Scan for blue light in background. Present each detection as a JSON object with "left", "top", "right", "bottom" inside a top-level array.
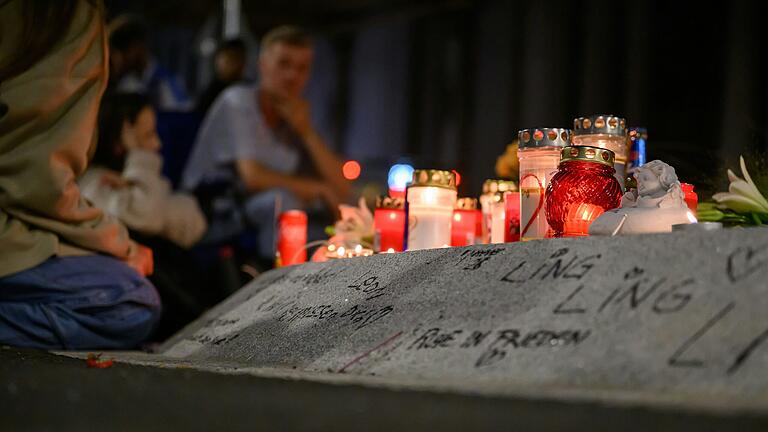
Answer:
[{"left": 388, "top": 164, "right": 414, "bottom": 191}]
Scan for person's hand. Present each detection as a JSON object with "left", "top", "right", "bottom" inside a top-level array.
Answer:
[
  {"left": 273, "top": 97, "right": 313, "bottom": 138},
  {"left": 99, "top": 171, "right": 128, "bottom": 188},
  {"left": 294, "top": 181, "right": 341, "bottom": 218},
  {"left": 121, "top": 120, "right": 141, "bottom": 151},
  {"left": 124, "top": 243, "right": 154, "bottom": 276}
]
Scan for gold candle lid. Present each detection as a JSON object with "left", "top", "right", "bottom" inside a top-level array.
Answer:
[
  {"left": 455, "top": 197, "right": 478, "bottom": 210},
  {"left": 559, "top": 145, "right": 615, "bottom": 167},
  {"left": 482, "top": 179, "right": 518, "bottom": 194},
  {"left": 376, "top": 195, "right": 405, "bottom": 209},
  {"left": 409, "top": 169, "right": 457, "bottom": 190}
]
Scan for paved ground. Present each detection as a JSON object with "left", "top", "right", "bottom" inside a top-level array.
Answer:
[{"left": 1, "top": 346, "right": 767, "bottom": 431}]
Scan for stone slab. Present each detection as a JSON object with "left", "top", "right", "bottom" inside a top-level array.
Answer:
[{"left": 160, "top": 227, "right": 768, "bottom": 406}]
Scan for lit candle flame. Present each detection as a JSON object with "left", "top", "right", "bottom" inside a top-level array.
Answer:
[{"left": 337, "top": 246, "right": 346, "bottom": 257}]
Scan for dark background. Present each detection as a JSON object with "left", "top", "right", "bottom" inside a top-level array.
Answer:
[{"left": 104, "top": 0, "right": 768, "bottom": 197}]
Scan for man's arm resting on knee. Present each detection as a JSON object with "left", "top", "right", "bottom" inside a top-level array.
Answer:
[{"left": 236, "top": 159, "right": 324, "bottom": 203}]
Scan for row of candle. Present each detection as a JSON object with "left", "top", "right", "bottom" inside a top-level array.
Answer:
[{"left": 374, "top": 114, "right": 700, "bottom": 252}]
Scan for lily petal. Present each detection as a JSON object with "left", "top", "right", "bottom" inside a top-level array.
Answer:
[
  {"left": 728, "top": 180, "right": 768, "bottom": 212},
  {"left": 713, "top": 192, "right": 767, "bottom": 213},
  {"left": 738, "top": 156, "right": 768, "bottom": 210},
  {"left": 727, "top": 169, "right": 741, "bottom": 184}
]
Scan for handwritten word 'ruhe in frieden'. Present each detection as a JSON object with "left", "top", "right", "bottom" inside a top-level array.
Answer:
[{"left": 407, "top": 327, "right": 591, "bottom": 368}]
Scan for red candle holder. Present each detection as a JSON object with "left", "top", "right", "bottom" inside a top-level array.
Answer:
[
  {"left": 451, "top": 198, "right": 478, "bottom": 247},
  {"left": 374, "top": 196, "right": 405, "bottom": 252},
  {"left": 474, "top": 209, "right": 483, "bottom": 244},
  {"left": 546, "top": 146, "right": 623, "bottom": 237},
  {"left": 680, "top": 183, "right": 698, "bottom": 216},
  {"left": 504, "top": 191, "right": 520, "bottom": 242}
]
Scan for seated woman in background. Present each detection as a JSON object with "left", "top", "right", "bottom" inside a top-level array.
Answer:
[
  {"left": 0, "top": 0, "right": 159, "bottom": 349},
  {"left": 79, "top": 92, "right": 209, "bottom": 339}
]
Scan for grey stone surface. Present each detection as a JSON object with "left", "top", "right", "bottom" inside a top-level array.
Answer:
[{"left": 158, "top": 227, "right": 768, "bottom": 408}]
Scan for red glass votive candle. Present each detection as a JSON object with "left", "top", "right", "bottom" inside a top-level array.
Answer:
[
  {"left": 451, "top": 198, "right": 478, "bottom": 247},
  {"left": 546, "top": 146, "right": 623, "bottom": 237},
  {"left": 374, "top": 196, "right": 405, "bottom": 252},
  {"left": 474, "top": 209, "right": 483, "bottom": 245},
  {"left": 504, "top": 191, "right": 520, "bottom": 242},
  {"left": 277, "top": 210, "right": 307, "bottom": 266},
  {"left": 680, "top": 183, "right": 698, "bottom": 216},
  {"left": 563, "top": 203, "right": 605, "bottom": 237}
]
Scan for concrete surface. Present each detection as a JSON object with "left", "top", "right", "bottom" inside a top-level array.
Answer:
[{"left": 3, "top": 346, "right": 767, "bottom": 431}]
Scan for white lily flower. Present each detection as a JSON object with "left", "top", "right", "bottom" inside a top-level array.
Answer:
[
  {"left": 712, "top": 156, "right": 768, "bottom": 213},
  {"left": 333, "top": 197, "right": 374, "bottom": 242}
]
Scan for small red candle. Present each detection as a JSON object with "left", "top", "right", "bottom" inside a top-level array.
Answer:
[
  {"left": 451, "top": 198, "right": 478, "bottom": 247},
  {"left": 546, "top": 146, "right": 623, "bottom": 237},
  {"left": 374, "top": 196, "right": 405, "bottom": 252},
  {"left": 277, "top": 210, "right": 307, "bottom": 266},
  {"left": 680, "top": 183, "right": 698, "bottom": 216},
  {"left": 474, "top": 209, "right": 483, "bottom": 244},
  {"left": 504, "top": 191, "right": 521, "bottom": 242}
]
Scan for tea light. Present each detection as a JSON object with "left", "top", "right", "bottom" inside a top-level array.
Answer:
[
  {"left": 407, "top": 169, "right": 457, "bottom": 250},
  {"left": 325, "top": 244, "right": 374, "bottom": 259}
]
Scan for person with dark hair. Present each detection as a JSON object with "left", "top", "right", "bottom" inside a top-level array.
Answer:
[
  {"left": 196, "top": 38, "right": 248, "bottom": 115},
  {"left": 182, "top": 26, "right": 350, "bottom": 260},
  {"left": 79, "top": 92, "right": 208, "bottom": 338},
  {"left": 0, "top": 0, "right": 160, "bottom": 349},
  {"left": 80, "top": 92, "right": 207, "bottom": 249},
  {"left": 108, "top": 14, "right": 191, "bottom": 111}
]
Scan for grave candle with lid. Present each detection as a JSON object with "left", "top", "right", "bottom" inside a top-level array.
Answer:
[
  {"left": 572, "top": 114, "right": 629, "bottom": 186},
  {"left": 451, "top": 198, "right": 478, "bottom": 247},
  {"left": 407, "top": 169, "right": 457, "bottom": 250},
  {"left": 374, "top": 196, "right": 405, "bottom": 252},
  {"left": 517, "top": 128, "right": 570, "bottom": 241},
  {"left": 480, "top": 179, "right": 517, "bottom": 244},
  {"left": 545, "top": 146, "right": 623, "bottom": 237}
]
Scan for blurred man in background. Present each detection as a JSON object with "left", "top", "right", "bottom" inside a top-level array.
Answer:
[
  {"left": 182, "top": 25, "right": 349, "bottom": 261},
  {"left": 196, "top": 38, "right": 248, "bottom": 116}
]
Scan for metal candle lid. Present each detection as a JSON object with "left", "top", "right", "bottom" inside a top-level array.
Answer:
[
  {"left": 455, "top": 197, "right": 478, "bottom": 210},
  {"left": 376, "top": 195, "right": 405, "bottom": 209},
  {"left": 573, "top": 114, "right": 627, "bottom": 137},
  {"left": 559, "top": 146, "right": 615, "bottom": 167},
  {"left": 518, "top": 128, "right": 571, "bottom": 149},
  {"left": 409, "top": 169, "right": 457, "bottom": 190},
  {"left": 482, "top": 179, "right": 518, "bottom": 194}
]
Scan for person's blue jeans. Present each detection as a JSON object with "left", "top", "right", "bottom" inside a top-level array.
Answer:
[{"left": 0, "top": 255, "right": 161, "bottom": 350}]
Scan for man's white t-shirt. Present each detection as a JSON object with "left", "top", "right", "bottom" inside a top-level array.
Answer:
[{"left": 182, "top": 84, "right": 301, "bottom": 191}]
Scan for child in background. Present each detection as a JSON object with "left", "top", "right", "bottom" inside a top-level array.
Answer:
[
  {"left": 80, "top": 92, "right": 206, "bottom": 248},
  {"left": 80, "top": 92, "right": 209, "bottom": 339}
]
